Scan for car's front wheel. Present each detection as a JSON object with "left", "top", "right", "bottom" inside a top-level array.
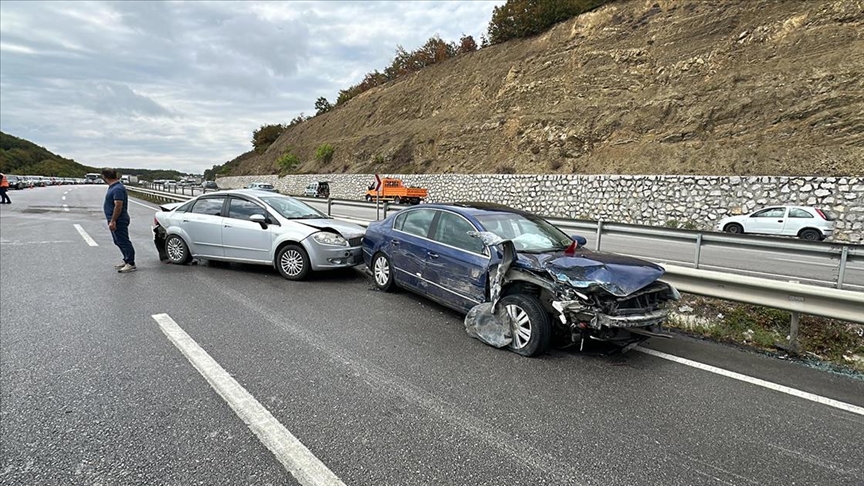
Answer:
[
  {"left": 372, "top": 252, "right": 395, "bottom": 292},
  {"left": 500, "top": 294, "right": 551, "bottom": 357},
  {"left": 165, "top": 235, "right": 192, "bottom": 265},
  {"left": 276, "top": 244, "right": 310, "bottom": 280},
  {"left": 724, "top": 223, "right": 744, "bottom": 234}
]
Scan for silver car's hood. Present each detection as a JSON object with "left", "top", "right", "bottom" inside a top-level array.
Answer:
[{"left": 295, "top": 218, "right": 366, "bottom": 239}]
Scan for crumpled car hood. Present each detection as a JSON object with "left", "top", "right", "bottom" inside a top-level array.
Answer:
[
  {"left": 514, "top": 250, "right": 664, "bottom": 297},
  {"left": 298, "top": 218, "right": 366, "bottom": 239}
]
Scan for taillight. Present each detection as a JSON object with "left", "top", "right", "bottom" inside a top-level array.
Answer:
[
  {"left": 153, "top": 217, "right": 159, "bottom": 226},
  {"left": 815, "top": 208, "right": 827, "bottom": 220}
]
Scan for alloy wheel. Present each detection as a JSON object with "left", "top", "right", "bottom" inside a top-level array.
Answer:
[
  {"left": 167, "top": 237, "right": 185, "bottom": 262},
  {"left": 280, "top": 249, "right": 304, "bottom": 277},
  {"left": 374, "top": 256, "right": 390, "bottom": 287},
  {"left": 506, "top": 304, "right": 532, "bottom": 348}
]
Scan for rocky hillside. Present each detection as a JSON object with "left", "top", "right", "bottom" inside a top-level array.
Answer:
[{"left": 228, "top": 0, "right": 864, "bottom": 177}]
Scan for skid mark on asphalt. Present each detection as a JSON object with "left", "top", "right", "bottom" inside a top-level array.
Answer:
[
  {"left": 151, "top": 313, "right": 346, "bottom": 486},
  {"left": 635, "top": 347, "right": 864, "bottom": 416},
  {"left": 194, "top": 273, "right": 590, "bottom": 484}
]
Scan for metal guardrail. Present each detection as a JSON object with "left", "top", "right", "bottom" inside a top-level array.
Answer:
[{"left": 129, "top": 186, "right": 862, "bottom": 350}]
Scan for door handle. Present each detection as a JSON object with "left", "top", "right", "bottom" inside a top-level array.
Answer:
[
  {"left": 427, "top": 251, "right": 439, "bottom": 259},
  {"left": 182, "top": 219, "right": 189, "bottom": 223},
  {"left": 777, "top": 220, "right": 784, "bottom": 223},
  {"left": 391, "top": 239, "right": 400, "bottom": 245},
  {"left": 224, "top": 224, "right": 232, "bottom": 228}
]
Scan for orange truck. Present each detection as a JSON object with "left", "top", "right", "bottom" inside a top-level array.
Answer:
[{"left": 365, "top": 178, "right": 428, "bottom": 205}]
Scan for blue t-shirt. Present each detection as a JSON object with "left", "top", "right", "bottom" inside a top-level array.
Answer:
[{"left": 104, "top": 182, "right": 130, "bottom": 222}]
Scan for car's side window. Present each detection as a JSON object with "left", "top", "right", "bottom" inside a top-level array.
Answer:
[
  {"left": 751, "top": 208, "right": 785, "bottom": 218},
  {"left": 789, "top": 208, "right": 813, "bottom": 218},
  {"left": 176, "top": 201, "right": 195, "bottom": 213},
  {"left": 393, "top": 212, "right": 407, "bottom": 231},
  {"left": 431, "top": 212, "right": 484, "bottom": 254},
  {"left": 399, "top": 209, "right": 436, "bottom": 238},
  {"left": 191, "top": 197, "right": 225, "bottom": 216},
  {"left": 228, "top": 198, "right": 265, "bottom": 220}
]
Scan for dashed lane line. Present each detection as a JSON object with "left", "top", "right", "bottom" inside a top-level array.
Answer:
[
  {"left": 151, "top": 313, "right": 346, "bottom": 486},
  {"left": 635, "top": 347, "right": 864, "bottom": 416},
  {"left": 73, "top": 224, "right": 98, "bottom": 246}
]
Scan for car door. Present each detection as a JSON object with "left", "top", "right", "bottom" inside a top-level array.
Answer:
[
  {"left": 745, "top": 207, "right": 787, "bottom": 235},
  {"left": 785, "top": 207, "right": 815, "bottom": 236},
  {"left": 389, "top": 209, "right": 437, "bottom": 292},
  {"left": 183, "top": 196, "right": 226, "bottom": 257},
  {"left": 222, "top": 196, "right": 273, "bottom": 262},
  {"left": 423, "top": 210, "right": 489, "bottom": 312}
]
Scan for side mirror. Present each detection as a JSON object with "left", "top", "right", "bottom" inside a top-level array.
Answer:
[
  {"left": 571, "top": 235, "right": 587, "bottom": 248},
  {"left": 250, "top": 214, "right": 268, "bottom": 229}
]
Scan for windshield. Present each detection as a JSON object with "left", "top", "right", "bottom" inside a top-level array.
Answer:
[
  {"left": 260, "top": 196, "right": 327, "bottom": 219},
  {"left": 475, "top": 212, "right": 573, "bottom": 252}
]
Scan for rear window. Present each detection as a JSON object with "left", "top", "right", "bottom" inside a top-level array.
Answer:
[{"left": 192, "top": 197, "right": 225, "bottom": 216}]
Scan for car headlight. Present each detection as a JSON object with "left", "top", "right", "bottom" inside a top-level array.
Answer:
[{"left": 312, "top": 232, "right": 348, "bottom": 246}]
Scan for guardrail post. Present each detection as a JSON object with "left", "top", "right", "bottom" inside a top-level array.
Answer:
[
  {"left": 327, "top": 198, "right": 333, "bottom": 216},
  {"left": 383, "top": 202, "right": 389, "bottom": 219},
  {"left": 694, "top": 233, "right": 703, "bottom": 269},
  {"left": 788, "top": 312, "right": 800, "bottom": 353},
  {"left": 837, "top": 246, "right": 849, "bottom": 290},
  {"left": 595, "top": 220, "right": 603, "bottom": 251}
]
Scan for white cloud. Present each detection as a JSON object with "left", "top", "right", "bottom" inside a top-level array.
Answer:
[{"left": 0, "top": 0, "right": 503, "bottom": 173}]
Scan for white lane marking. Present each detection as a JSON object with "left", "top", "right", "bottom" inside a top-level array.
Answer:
[
  {"left": 128, "top": 199, "right": 158, "bottom": 210},
  {"left": 63, "top": 204, "right": 69, "bottom": 212},
  {"left": 62, "top": 196, "right": 66, "bottom": 200},
  {"left": 73, "top": 224, "right": 98, "bottom": 246},
  {"left": 151, "top": 313, "right": 345, "bottom": 486},
  {"left": 635, "top": 347, "right": 864, "bottom": 416}
]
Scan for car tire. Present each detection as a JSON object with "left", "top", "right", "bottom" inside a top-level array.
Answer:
[
  {"left": 276, "top": 244, "right": 310, "bottom": 281},
  {"left": 393, "top": 196, "right": 402, "bottom": 204},
  {"left": 724, "top": 223, "right": 744, "bottom": 234},
  {"left": 165, "top": 235, "right": 192, "bottom": 265},
  {"left": 799, "top": 228, "right": 821, "bottom": 241},
  {"left": 372, "top": 252, "right": 396, "bottom": 292},
  {"left": 365, "top": 195, "right": 373, "bottom": 202},
  {"left": 500, "top": 294, "right": 551, "bottom": 357}
]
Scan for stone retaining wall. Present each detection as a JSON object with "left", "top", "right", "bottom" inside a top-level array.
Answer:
[{"left": 216, "top": 174, "right": 864, "bottom": 242}]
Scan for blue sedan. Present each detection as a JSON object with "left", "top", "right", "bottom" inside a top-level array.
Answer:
[{"left": 362, "top": 203, "right": 679, "bottom": 357}]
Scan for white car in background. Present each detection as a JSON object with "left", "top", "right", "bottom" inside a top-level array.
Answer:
[{"left": 717, "top": 206, "right": 836, "bottom": 241}]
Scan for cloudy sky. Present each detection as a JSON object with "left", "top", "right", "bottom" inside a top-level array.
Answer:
[{"left": 0, "top": 1, "right": 503, "bottom": 174}]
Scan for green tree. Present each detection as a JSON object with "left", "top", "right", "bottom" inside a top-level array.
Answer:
[
  {"left": 276, "top": 149, "right": 300, "bottom": 174},
  {"left": 315, "top": 143, "right": 334, "bottom": 164},
  {"left": 314, "top": 97, "right": 333, "bottom": 115},
  {"left": 252, "top": 124, "right": 286, "bottom": 153},
  {"left": 487, "top": 0, "right": 611, "bottom": 45}
]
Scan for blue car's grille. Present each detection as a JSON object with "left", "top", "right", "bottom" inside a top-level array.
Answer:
[{"left": 348, "top": 237, "right": 363, "bottom": 247}]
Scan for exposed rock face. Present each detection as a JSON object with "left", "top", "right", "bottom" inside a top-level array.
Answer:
[
  {"left": 226, "top": 0, "right": 864, "bottom": 177},
  {"left": 217, "top": 173, "right": 864, "bottom": 242}
]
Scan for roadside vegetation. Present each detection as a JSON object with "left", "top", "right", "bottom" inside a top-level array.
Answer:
[{"left": 668, "top": 295, "right": 864, "bottom": 374}]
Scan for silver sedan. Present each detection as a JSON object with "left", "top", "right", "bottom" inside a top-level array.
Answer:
[{"left": 153, "top": 189, "right": 365, "bottom": 280}]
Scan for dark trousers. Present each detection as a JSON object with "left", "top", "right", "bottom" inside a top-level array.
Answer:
[
  {"left": 0, "top": 188, "right": 9, "bottom": 203},
  {"left": 111, "top": 220, "right": 136, "bottom": 265}
]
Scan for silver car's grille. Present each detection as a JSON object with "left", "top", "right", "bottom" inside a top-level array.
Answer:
[{"left": 348, "top": 237, "right": 363, "bottom": 247}]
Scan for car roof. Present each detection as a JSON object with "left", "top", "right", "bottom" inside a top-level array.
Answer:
[{"left": 401, "top": 202, "right": 538, "bottom": 219}]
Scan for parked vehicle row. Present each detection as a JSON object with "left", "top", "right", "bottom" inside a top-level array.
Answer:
[
  {"left": 152, "top": 190, "right": 680, "bottom": 357},
  {"left": 4, "top": 175, "right": 92, "bottom": 188}
]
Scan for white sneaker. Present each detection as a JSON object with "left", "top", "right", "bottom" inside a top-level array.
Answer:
[
  {"left": 114, "top": 262, "right": 126, "bottom": 269},
  {"left": 118, "top": 264, "right": 137, "bottom": 273}
]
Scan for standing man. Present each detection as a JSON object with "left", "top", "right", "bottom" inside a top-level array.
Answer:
[
  {"left": 0, "top": 172, "right": 10, "bottom": 204},
  {"left": 102, "top": 168, "right": 136, "bottom": 273}
]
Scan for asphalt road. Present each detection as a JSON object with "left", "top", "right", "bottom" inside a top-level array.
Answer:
[
  {"left": 299, "top": 199, "right": 864, "bottom": 291},
  {"left": 2, "top": 185, "right": 863, "bottom": 485}
]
